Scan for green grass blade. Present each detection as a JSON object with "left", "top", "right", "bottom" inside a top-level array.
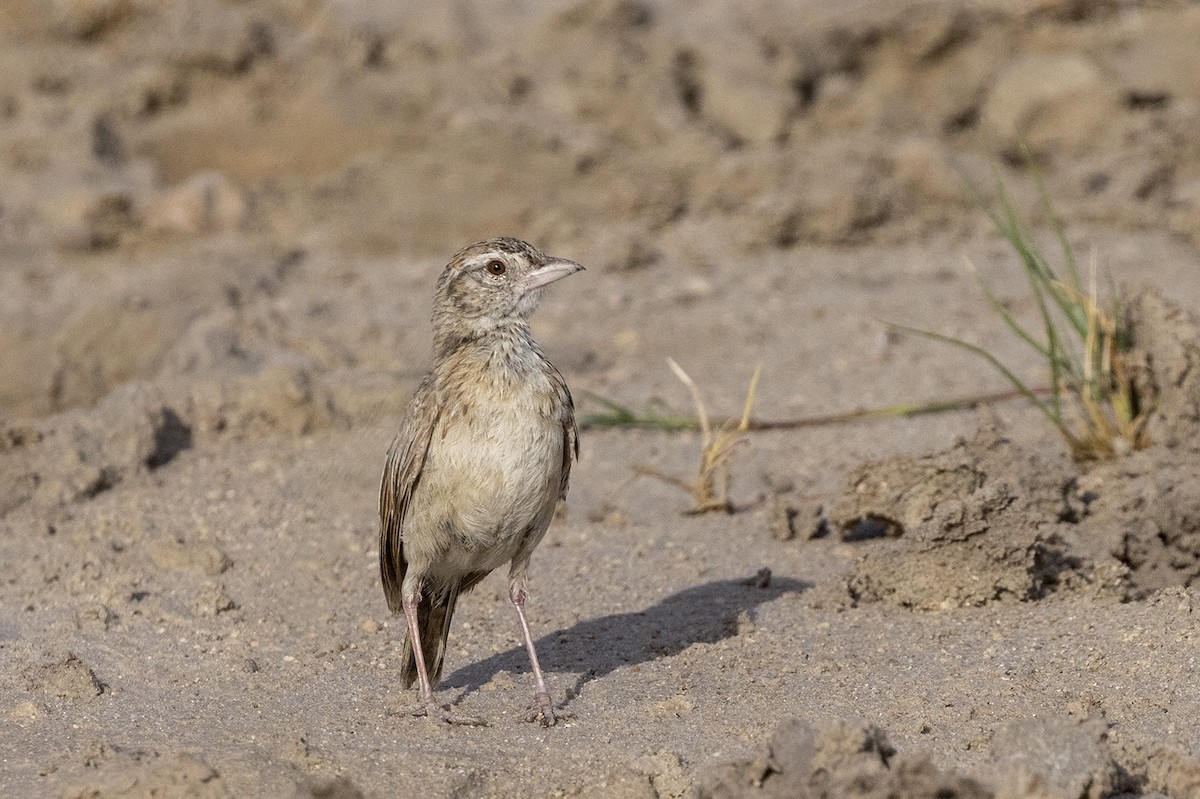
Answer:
[
  {"left": 965, "top": 166, "right": 1010, "bottom": 236},
  {"left": 584, "top": 392, "right": 637, "bottom": 415},
  {"left": 991, "top": 169, "right": 1043, "bottom": 267},
  {"left": 889, "top": 322, "right": 1074, "bottom": 440},
  {"left": 579, "top": 391, "right": 698, "bottom": 431},
  {"left": 967, "top": 259, "right": 1054, "bottom": 360},
  {"left": 1015, "top": 245, "right": 1069, "bottom": 419},
  {"left": 993, "top": 169, "right": 1088, "bottom": 339},
  {"left": 1103, "top": 261, "right": 1133, "bottom": 352},
  {"left": 988, "top": 175, "right": 1077, "bottom": 419},
  {"left": 993, "top": 175, "right": 1092, "bottom": 407},
  {"left": 1024, "top": 143, "right": 1083, "bottom": 293},
  {"left": 969, "top": 262, "right": 1077, "bottom": 415}
]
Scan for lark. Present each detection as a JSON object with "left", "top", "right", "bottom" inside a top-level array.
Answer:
[{"left": 379, "top": 237, "right": 583, "bottom": 726}]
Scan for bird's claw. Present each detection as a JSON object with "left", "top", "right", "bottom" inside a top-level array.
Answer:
[
  {"left": 525, "top": 706, "right": 557, "bottom": 727},
  {"left": 524, "top": 692, "right": 561, "bottom": 727}
]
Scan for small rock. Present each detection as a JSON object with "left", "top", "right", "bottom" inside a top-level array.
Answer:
[
  {"left": 768, "top": 496, "right": 797, "bottom": 541},
  {"left": 8, "top": 701, "right": 43, "bottom": 721},
  {"left": 193, "top": 582, "right": 238, "bottom": 616},
  {"left": 28, "top": 652, "right": 106, "bottom": 700},
  {"left": 148, "top": 537, "right": 231, "bottom": 576},
  {"left": 988, "top": 717, "right": 1115, "bottom": 799},
  {"left": 75, "top": 602, "right": 116, "bottom": 632},
  {"left": 481, "top": 671, "right": 515, "bottom": 692},
  {"left": 769, "top": 497, "right": 824, "bottom": 541},
  {"left": 633, "top": 752, "right": 690, "bottom": 799}
]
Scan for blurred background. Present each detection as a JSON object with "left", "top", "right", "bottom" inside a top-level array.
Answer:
[{"left": 1, "top": 0, "right": 1198, "bottom": 423}]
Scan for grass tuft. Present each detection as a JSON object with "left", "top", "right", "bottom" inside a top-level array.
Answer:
[{"left": 893, "top": 167, "right": 1149, "bottom": 461}]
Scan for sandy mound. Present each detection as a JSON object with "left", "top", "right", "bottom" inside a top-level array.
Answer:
[
  {"left": 799, "top": 288, "right": 1200, "bottom": 611},
  {"left": 823, "top": 418, "right": 1091, "bottom": 609},
  {"left": 699, "top": 717, "right": 1200, "bottom": 799}
]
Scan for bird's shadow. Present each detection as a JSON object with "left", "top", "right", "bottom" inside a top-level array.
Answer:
[{"left": 443, "top": 572, "right": 808, "bottom": 705}]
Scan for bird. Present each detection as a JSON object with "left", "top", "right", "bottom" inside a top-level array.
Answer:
[{"left": 379, "top": 237, "right": 583, "bottom": 726}]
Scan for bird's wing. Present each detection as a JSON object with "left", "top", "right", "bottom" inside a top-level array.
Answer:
[
  {"left": 559, "top": 381, "right": 579, "bottom": 501},
  {"left": 379, "top": 374, "right": 441, "bottom": 614}
]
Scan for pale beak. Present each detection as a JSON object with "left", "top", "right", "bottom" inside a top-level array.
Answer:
[{"left": 522, "top": 257, "right": 584, "bottom": 294}]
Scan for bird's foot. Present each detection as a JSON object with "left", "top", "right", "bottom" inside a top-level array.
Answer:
[
  {"left": 524, "top": 691, "right": 560, "bottom": 727},
  {"left": 524, "top": 705, "right": 556, "bottom": 727}
]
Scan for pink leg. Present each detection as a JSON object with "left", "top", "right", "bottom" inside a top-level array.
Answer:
[
  {"left": 401, "top": 594, "right": 435, "bottom": 706},
  {"left": 510, "top": 588, "right": 556, "bottom": 726}
]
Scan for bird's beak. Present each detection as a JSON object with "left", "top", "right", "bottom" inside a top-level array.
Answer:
[{"left": 522, "top": 258, "right": 584, "bottom": 294}]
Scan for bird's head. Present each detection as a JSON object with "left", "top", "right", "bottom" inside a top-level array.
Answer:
[{"left": 432, "top": 237, "right": 583, "bottom": 347}]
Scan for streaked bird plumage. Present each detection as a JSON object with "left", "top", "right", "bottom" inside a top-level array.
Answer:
[{"left": 379, "top": 237, "right": 582, "bottom": 725}]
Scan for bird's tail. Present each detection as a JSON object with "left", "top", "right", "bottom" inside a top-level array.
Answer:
[{"left": 400, "top": 585, "right": 459, "bottom": 689}]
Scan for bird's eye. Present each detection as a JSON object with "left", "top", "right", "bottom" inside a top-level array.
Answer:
[{"left": 485, "top": 260, "right": 506, "bottom": 276}]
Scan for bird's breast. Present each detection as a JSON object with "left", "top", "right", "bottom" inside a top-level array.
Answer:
[{"left": 413, "top": 370, "right": 565, "bottom": 559}]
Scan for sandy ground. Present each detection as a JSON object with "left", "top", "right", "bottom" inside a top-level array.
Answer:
[{"left": 3, "top": 1, "right": 1200, "bottom": 797}]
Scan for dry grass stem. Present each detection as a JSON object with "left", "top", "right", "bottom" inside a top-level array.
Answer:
[
  {"left": 635, "top": 359, "right": 762, "bottom": 514},
  {"left": 1054, "top": 255, "right": 1148, "bottom": 457}
]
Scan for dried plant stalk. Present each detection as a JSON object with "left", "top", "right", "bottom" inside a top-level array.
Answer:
[{"left": 637, "top": 359, "right": 762, "bottom": 514}]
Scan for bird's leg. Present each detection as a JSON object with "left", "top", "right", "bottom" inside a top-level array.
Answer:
[
  {"left": 395, "top": 592, "right": 485, "bottom": 727},
  {"left": 509, "top": 584, "right": 556, "bottom": 726},
  {"left": 401, "top": 593, "right": 435, "bottom": 708}
]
